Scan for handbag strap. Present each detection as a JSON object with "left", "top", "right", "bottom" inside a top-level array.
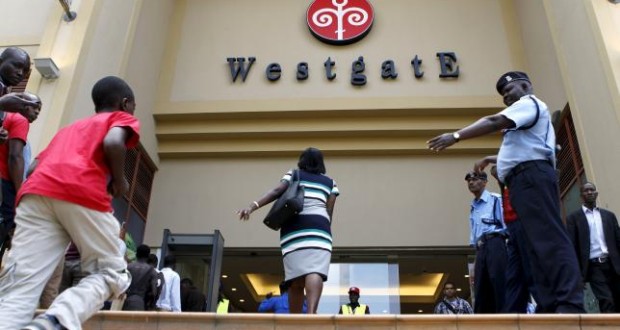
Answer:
[
  {"left": 517, "top": 96, "right": 540, "bottom": 131},
  {"left": 291, "top": 169, "right": 299, "bottom": 182},
  {"left": 442, "top": 299, "right": 459, "bottom": 314}
]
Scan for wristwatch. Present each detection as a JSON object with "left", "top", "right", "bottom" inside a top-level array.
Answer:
[{"left": 452, "top": 132, "right": 461, "bottom": 142}]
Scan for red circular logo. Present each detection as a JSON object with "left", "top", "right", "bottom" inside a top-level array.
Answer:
[{"left": 307, "top": 0, "right": 375, "bottom": 45}]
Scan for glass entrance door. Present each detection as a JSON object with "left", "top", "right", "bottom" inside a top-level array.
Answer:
[{"left": 160, "top": 229, "right": 224, "bottom": 311}]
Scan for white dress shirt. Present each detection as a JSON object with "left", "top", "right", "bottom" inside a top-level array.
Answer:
[
  {"left": 583, "top": 205, "right": 608, "bottom": 259},
  {"left": 156, "top": 267, "right": 181, "bottom": 312}
]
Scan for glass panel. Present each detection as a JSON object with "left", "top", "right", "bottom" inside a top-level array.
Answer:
[
  {"left": 398, "top": 254, "right": 470, "bottom": 314},
  {"left": 318, "top": 263, "right": 400, "bottom": 314},
  {"left": 215, "top": 250, "right": 470, "bottom": 314},
  {"left": 176, "top": 256, "right": 210, "bottom": 296}
]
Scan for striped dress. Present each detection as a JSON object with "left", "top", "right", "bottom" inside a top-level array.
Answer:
[{"left": 280, "top": 169, "right": 339, "bottom": 282}]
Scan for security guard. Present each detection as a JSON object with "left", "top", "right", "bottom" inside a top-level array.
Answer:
[
  {"left": 465, "top": 171, "right": 506, "bottom": 313},
  {"left": 428, "top": 71, "right": 584, "bottom": 313},
  {"left": 216, "top": 284, "right": 232, "bottom": 314},
  {"left": 338, "top": 287, "right": 370, "bottom": 315},
  {"left": 216, "top": 297, "right": 230, "bottom": 314}
]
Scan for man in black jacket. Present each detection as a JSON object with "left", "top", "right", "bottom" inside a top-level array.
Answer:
[
  {"left": 123, "top": 245, "right": 159, "bottom": 311},
  {"left": 181, "top": 278, "right": 206, "bottom": 312},
  {"left": 566, "top": 182, "right": 620, "bottom": 312}
]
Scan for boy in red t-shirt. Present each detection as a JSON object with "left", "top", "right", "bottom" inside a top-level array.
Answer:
[{"left": 0, "top": 76, "right": 141, "bottom": 330}]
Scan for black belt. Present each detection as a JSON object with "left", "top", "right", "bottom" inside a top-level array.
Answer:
[
  {"left": 590, "top": 256, "right": 608, "bottom": 264},
  {"left": 504, "top": 160, "right": 551, "bottom": 187},
  {"left": 476, "top": 232, "right": 505, "bottom": 249}
]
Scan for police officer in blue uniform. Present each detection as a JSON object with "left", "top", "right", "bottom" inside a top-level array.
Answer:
[
  {"left": 465, "top": 171, "right": 507, "bottom": 313},
  {"left": 428, "top": 71, "right": 584, "bottom": 313}
]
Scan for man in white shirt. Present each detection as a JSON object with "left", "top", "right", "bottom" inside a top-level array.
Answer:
[
  {"left": 156, "top": 255, "right": 181, "bottom": 312},
  {"left": 567, "top": 182, "right": 620, "bottom": 313}
]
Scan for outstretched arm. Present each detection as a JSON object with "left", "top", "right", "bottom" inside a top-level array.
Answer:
[
  {"left": 0, "top": 93, "right": 41, "bottom": 121},
  {"left": 427, "top": 114, "right": 514, "bottom": 151},
  {"left": 103, "top": 126, "right": 132, "bottom": 198},
  {"left": 238, "top": 181, "right": 289, "bottom": 220}
]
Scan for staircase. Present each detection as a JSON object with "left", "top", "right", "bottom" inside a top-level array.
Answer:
[{"left": 82, "top": 312, "right": 620, "bottom": 330}]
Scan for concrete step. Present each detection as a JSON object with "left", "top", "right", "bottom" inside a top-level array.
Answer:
[{"left": 81, "top": 312, "right": 620, "bottom": 330}]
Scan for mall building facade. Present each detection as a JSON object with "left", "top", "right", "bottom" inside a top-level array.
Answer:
[{"left": 2, "top": 0, "right": 620, "bottom": 314}]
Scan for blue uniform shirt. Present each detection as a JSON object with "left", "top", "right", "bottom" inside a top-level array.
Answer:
[
  {"left": 497, "top": 94, "right": 556, "bottom": 182},
  {"left": 258, "top": 292, "right": 307, "bottom": 314},
  {"left": 470, "top": 190, "right": 505, "bottom": 245}
]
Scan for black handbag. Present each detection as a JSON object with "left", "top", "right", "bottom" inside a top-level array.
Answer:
[{"left": 263, "top": 169, "right": 304, "bottom": 230}]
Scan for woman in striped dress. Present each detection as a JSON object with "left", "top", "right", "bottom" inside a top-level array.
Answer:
[{"left": 238, "top": 147, "right": 339, "bottom": 313}]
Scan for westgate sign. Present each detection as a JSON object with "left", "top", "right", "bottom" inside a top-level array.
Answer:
[
  {"left": 226, "top": 0, "right": 460, "bottom": 86},
  {"left": 226, "top": 53, "right": 460, "bottom": 86},
  {"left": 307, "top": 0, "right": 375, "bottom": 45}
]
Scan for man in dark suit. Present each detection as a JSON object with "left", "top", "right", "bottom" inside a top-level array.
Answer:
[{"left": 566, "top": 182, "right": 620, "bottom": 313}]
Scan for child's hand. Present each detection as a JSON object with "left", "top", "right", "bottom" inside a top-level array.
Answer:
[{"left": 0, "top": 92, "right": 40, "bottom": 117}]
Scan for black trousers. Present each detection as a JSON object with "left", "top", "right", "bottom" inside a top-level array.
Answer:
[
  {"left": 504, "top": 220, "right": 538, "bottom": 313},
  {"left": 474, "top": 235, "right": 507, "bottom": 313},
  {"left": 0, "top": 179, "right": 16, "bottom": 264},
  {"left": 508, "top": 161, "right": 584, "bottom": 313},
  {"left": 588, "top": 261, "right": 620, "bottom": 313}
]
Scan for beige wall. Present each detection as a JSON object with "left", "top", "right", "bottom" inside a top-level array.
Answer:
[
  {"left": 542, "top": 0, "right": 620, "bottom": 210},
  {"left": 0, "top": 0, "right": 54, "bottom": 153},
  {"left": 0, "top": 0, "right": 54, "bottom": 46},
  {"left": 143, "top": 0, "right": 536, "bottom": 247},
  {"left": 144, "top": 155, "right": 501, "bottom": 248},
  {"left": 162, "top": 0, "right": 517, "bottom": 104},
  {"left": 66, "top": 0, "right": 140, "bottom": 124},
  {"left": 156, "top": 0, "right": 523, "bottom": 113},
  {"left": 513, "top": 0, "right": 567, "bottom": 113},
  {"left": 63, "top": 0, "right": 163, "bottom": 162},
  {"left": 12, "top": 0, "right": 620, "bottom": 248},
  {"left": 152, "top": 0, "right": 525, "bottom": 158},
  {"left": 2, "top": 0, "right": 162, "bottom": 164},
  {"left": 123, "top": 0, "right": 175, "bottom": 163}
]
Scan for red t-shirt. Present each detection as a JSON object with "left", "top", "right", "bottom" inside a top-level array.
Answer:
[
  {"left": 0, "top": 113, "right": 30, "bottom": 180},
  {"left": 17, "top": 111, "right": 140, "bottom": 212}
]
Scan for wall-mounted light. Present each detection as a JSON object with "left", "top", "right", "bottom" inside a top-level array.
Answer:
[
  {"left": 58, "top": 0, "right": 77, "bottom": 22},
  {"left": 34, "top": 58, "right": 60, "bottom": 80}
]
